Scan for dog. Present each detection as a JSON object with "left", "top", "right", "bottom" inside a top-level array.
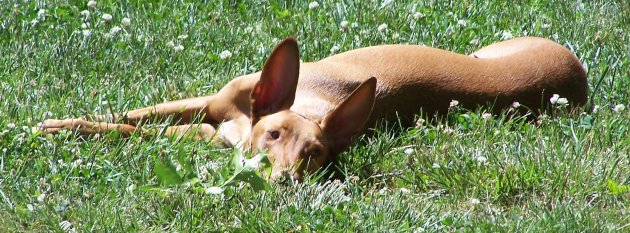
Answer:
[{"left": 40, "top": 37, "right": 588, "bottom": 181}]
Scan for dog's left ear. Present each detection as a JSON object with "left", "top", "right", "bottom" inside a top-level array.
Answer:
[
  {"left": 251, "top": 37, "right": 300, "bottom": 121},
  {"left": 321, "top": 77, "right": 376, "bottom": 155}
]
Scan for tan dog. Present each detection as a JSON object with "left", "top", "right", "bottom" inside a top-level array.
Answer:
[{"left": 41, "top": 37, "right": 588, "bottom": 181}]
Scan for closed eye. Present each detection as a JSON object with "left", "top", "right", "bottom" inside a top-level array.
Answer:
[{"left": 309, "top": 149, "right": 321, "bottom": 158}]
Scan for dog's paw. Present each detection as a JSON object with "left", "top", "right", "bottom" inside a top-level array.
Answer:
[{"left": 38, "top": 118, "right": 88, "bottom": 134}]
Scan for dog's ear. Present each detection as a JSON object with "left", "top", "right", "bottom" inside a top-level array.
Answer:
[
  {"left": 251, "top": 37, "right": 300, "bottom": 121},
  {"left": 321, "top": 77, "right": 376, "bottom": 155}
]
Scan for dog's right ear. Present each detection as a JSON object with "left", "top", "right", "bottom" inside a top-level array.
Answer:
[{"left": 250, "top": 37, "right": 300, "bottom": 122}]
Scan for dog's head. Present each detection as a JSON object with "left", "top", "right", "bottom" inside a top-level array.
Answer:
[{"left": 246, "top": 37, "right": 376, "bottom": 182}]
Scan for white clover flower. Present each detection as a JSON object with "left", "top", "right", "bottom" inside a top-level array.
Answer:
[
  {"left": 470, "top": 38, "right": 479, "bottom": 45},
  {"left": 71, "top": 159, "right": 83, "bottom": 168},
  {"left": 446, "top": 12, "right": 454, "bottom": 17},
  {"left": 449, "top": 99, "right": 459, "bottom": 108},
  {"left": 82, "top": 29, "right": 92, "bottom": 37},
  {"left": 37, "top": 9, "right": 46, "bottom": 19},
  {"left": 457, "top": 19, "right": 467, "bottom": 27},
  {"left": 219, "top": 50, "right": 232, "bottom": 59},
  {"left": 404, "top": 148, "right": 415, "bottom": 155},
  {"left": 442, "top": 127, "right": 454, "bottom": 134},
  {"left": 206, "top": 186, "right": 224, "bottom": 195},
  {"left": 121, "top": 17, "right": 131, "bottom": 27},
  {"left": 206, "top": 161, "right": 220, "bottom": 170},
  {"left": 501, "top": 31, "right": 513, "bottom": 40},
  {"left": 482, "top": 113, "right": 492, "bottom": 120},
  {"left": 541, "top": 23, "right": 551, "bottom": 29},
  {"left": 126, "top": 184, "right": 135, "bottom": 192},
  {"left": 58, "top": 220, "right": 74, "bottom": 233},
  {"left": 557, "top": 97, "right": 569, "bottom": 106},
  {"left": 549, "top": 94, "right": 560, "bottom": 104},
  {"left": 512, "top": 101, "right": 520, "bottom": 108},
  {"left": 415, "top": 118, "right": 425, "bottom": 127},
  {"left": 613, "top": 104, "right": 626, "bottom": 112},
  {"left": 87, "top": 0, "right": 97, "bottom": 9},
  {"left": 30, "top": 19, "right": 39, "bottom": 26},
  {"left": 80, "top": 10, "right": 90, "bottom": 18},
  {"left": 81, "top": 23, "right": 89, "bottom": 29},
  {"left": 576, "top": 1, "right": 585, "bottom": 12},
  {"left": 42, "top": 111, "right": 52, "bottom": 118},
  {"left": 392, "top": 33, "right": 400, "bottom": 39},
  {"left": 177, "top": 34, "right": 189, "bottom": 40},
  {"left": 413, "top": 12, "right": 425, "bottom": 19},
  {"left": 377, "top": 23, "right": 388, "bottom": 32},
  {"left": 476, "top": 156, "right": 487, "bottom": 163},
  {"left": 351, "top": 22, "right": 359, "bottom": 28},
  {"left": 432, "top": 163, "right": 441, "bottom": 169},
  {"left": 27, "top": 204, "right": 34, "bottom": 211},
  {"left": 380, "top": 0, "right": 394, "bottom": 9},
  {"left": 330, "top": 45, "right": 340, "bottom": 53},
  {"left": 469, "top": 198, "right": 481, "bottom": 204},
  {"left": 57, "top": 159, "right": 67, "bottom": 167},
  {"left": 135, "top": 34, "right": 145, "bottom": 42},
  {"left": 378, "top": 187, "right": 388, "bottom": 195},
  {"left": 340, "top": 20, "right": 349, "bottom": 29},
  {"left": 592, "top": 105, "right": 600, "bottom": 113},
  {"left": 37, "top": 193, "right": 46, "bottom": 202},
  {"left": 173, "top": 45, "right": 184, "bottom": 52},
  {"left": 109, "top": 26, "right": 121, "bottom": 35},
  {"left": 102, "top": 13, "right": 112, "bottom": 22},
  {"left": 166, "top": 40, "right": 175, "bottom": 48},
  {"left": 399, "top": 188, "right": 411, "bottom": 194},
  {"left": 308, "top": 1, "right": 319, "bottom": 10},
  {"left": 7, "top": 123, "right": 16, "bottom": 130}
]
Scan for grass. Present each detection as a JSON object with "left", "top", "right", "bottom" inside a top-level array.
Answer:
[{"left": 1, "top": 0, "right": 629, "bottom": 231}]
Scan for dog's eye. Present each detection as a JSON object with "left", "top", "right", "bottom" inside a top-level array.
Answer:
[
  {"left": 309, "top": 149, "right": 321, "bottom": 158},
  {"left": 268, "top": 130, "right": 280, "bottom": 140}
]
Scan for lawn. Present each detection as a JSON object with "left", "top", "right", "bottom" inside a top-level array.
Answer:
[{"left": 1, "top": 0, "right": 629, "bottom": 231}]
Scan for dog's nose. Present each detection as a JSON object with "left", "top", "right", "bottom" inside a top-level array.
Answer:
[{"left": 291, "top": 173, "right": 303, "bottom": 182}]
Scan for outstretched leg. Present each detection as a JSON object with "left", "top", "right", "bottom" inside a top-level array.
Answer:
[
  {"left": 92, "top": 96, "right": 215, "bottom": 126},
  {"left": 41, "top": 119, "right": 218, "bottom": 141},
  {"left": 39, "top": 94, "right": 215, "bottom": 136},
  {"left": 41, "top": 119, "right": 138, "bottom": 135},
  {"left": 39, "top": 74, "right": 260, "bottom": 144}
]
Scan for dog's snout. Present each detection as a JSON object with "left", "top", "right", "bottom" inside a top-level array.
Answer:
[{"left": 291, "top": 173, "right": 303, "bottom": 182}]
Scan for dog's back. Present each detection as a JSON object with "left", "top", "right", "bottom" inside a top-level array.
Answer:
[{"left": 293, "top": 37, "right": 588, "bottom": 125}]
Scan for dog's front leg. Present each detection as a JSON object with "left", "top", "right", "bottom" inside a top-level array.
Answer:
[
  {"left": 110, "top": 96, "right": 215, "bottom": 126},
  {"left": 40, "top": 119, "right": 139, "bottom": 136}
]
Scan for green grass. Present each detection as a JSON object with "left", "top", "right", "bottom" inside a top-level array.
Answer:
[{"left": 1, "top": 0, "right": 629, "bottom": 231}]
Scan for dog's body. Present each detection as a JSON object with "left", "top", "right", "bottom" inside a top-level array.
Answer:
[{"left": 42, "top": 37, "right": 588, "bottom": 180}]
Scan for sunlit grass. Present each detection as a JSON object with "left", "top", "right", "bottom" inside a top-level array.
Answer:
[{"left": 1, "top": 0, "right": 629, "bottom": 231}]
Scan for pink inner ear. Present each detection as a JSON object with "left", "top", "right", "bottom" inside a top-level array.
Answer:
[
  {"left": 251, "top": 37, "right": 300, "bottom": 118},
  {"left": 252, "top": 83, "right": 277, "bottom": 114}
]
